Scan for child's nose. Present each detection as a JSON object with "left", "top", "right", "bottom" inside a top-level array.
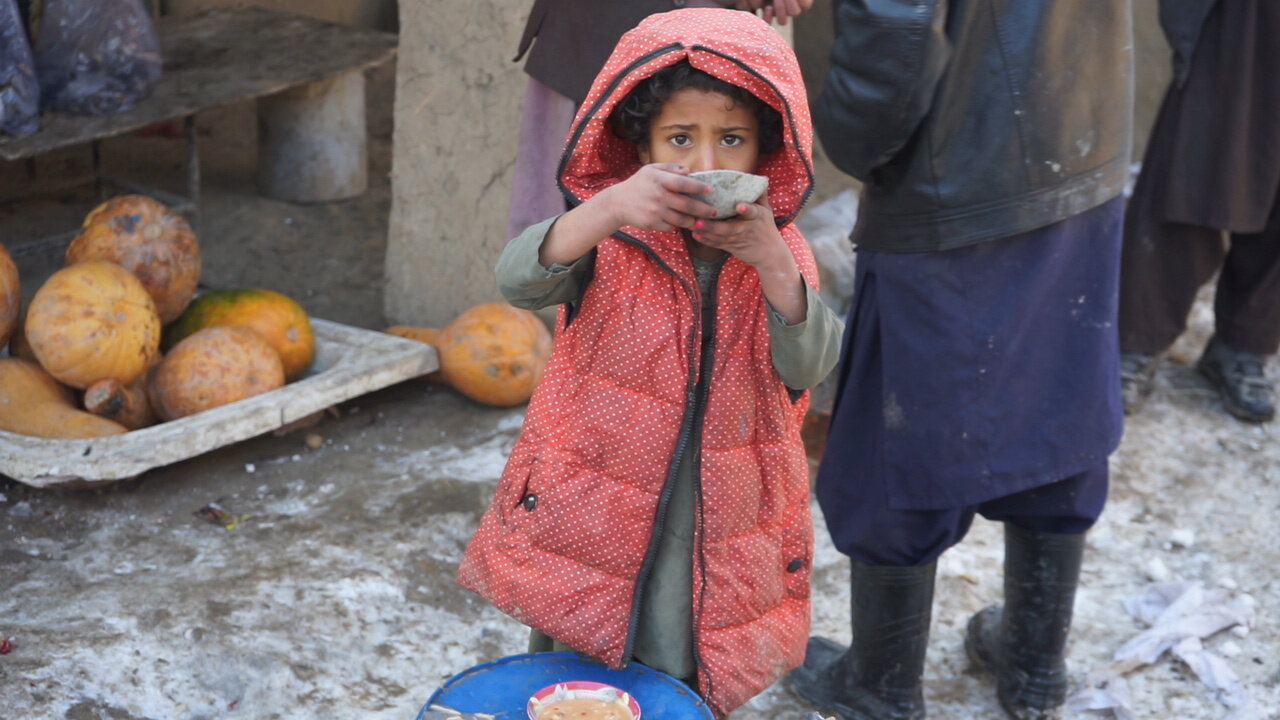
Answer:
[{"left": 690, "top": 145, "right": 717, "bottom": 172}]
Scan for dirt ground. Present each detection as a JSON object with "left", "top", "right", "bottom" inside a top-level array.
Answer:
[{"left": 2, "top": 63, "right": 1278, "bottom": 720}]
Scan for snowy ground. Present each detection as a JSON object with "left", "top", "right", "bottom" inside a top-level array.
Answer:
[{"left": 2, "top": 285, "right": 1278, "bottom": 720}]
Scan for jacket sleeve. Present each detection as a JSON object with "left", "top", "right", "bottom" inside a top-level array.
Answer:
[
  {"left": 495, "top": 215, "right": 594, "bottom": 310},
  {"left": 814, "top": 0, "right": 952, "bottom": 181},
  {"left": 767, "top": 279, "right": 844, "bottom": 391}
]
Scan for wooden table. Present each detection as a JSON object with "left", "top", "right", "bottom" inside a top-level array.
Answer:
[{"left": 0, "top": 7, "right": 397, "bottom": 257}]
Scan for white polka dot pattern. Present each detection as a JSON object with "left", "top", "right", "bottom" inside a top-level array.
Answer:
[{"left": 457, "top": 10, "right": 816, "bottom": 717}]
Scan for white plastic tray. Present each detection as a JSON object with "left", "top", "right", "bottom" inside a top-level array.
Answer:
[{"left": 0, "top": 317, "right": 437, "bottom": 489}]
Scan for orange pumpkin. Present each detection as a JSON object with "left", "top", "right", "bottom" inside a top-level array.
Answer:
[
  {"left": 165, "top": 288, "right": 314, "bottom": 379},
  {"left": 433, "top": 303, "right": 552, "bottom": 407},
  {"left": 25, "top": 261, "right": 161, "bottom": 389},
  {"left": 384, "top": 325, "right": 443, "bottom": 382},
  {"left": 84, "top": 371, "right": 158, "bottom": 430},
  {"left": 67, "top": 195, "right": 202, "bottom": 323},
  {"left": 0, "top": 243, "right": 19, "bottom": 348},
  {"left": 6, "top": 308, "right": 37, "bottom": 363},
  {"left": 0, "top": 357, "right": 128, "bottom": 438},
  {"left": 148, "top": 326, "right": 285, "bottom": 420}
]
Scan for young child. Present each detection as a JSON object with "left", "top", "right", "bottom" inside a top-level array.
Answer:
[{"left": 457, "top": 9, "right": 842, "bottom": 717}]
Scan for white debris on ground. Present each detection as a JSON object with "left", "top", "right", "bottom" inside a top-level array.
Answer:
[{"left": 1070, "top": 581, "right": 1258, "bottom": 719}]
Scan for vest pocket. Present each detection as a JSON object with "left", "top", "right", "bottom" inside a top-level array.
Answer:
[
  {"left": 780, "top": 512, "right": 813, "bottom": 599},
  {"left": 496, "top": 450, "right": 537, "bottom": 524}
]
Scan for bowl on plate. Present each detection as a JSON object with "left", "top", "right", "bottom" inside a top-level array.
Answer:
[
  {"left": 527, "top": 680, "right": 641, "bottom": 720},
  {"left": 687, "top": 169, "right": 769, "bottom": 219}
]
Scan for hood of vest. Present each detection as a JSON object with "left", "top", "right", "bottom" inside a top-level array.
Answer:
[{"left": 558, "top": 8, "right": 815, "bottom": 239}]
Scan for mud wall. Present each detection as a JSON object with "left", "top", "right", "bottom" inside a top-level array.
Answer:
[{"left": 383, "top": 1, "right": 529, "bottom": 327}]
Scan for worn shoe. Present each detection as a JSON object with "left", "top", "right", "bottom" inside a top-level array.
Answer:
[
  {"left": 1196, "top": 336, "right": 1275, "bottom": 423},
  {"left": 1119, "top": 353, "right": 1160, "bottom": 415}
]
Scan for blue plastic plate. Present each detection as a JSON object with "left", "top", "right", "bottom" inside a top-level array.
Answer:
[{"left": 418, "top": 652, "right": 714, "bottom": 719}]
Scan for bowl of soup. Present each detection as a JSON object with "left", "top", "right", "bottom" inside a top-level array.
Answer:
[{"left": 527, "top": 680, "right": 640, "bottom": 720}]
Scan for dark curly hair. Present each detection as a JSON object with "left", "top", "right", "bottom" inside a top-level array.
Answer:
[{"left": 608, "top": 60, "right": 784, "bottom": 158}]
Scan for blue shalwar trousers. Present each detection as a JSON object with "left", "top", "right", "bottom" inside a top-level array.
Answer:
[{"left": 817, "top": 198, "right": 1125, "bottom": 566}]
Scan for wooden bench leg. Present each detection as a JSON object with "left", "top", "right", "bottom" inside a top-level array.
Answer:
[{"left": 257, "top": 70, "right": 368, "bottom": 203}]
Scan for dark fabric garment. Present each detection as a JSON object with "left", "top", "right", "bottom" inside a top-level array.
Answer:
[
  {"left": 1119, "top": 195, "right": 1280, "bottom": 357},
  {"left": 516, "top": 0, "right": 690, "bottom": 105},
  {"left": 1158, "top": 0, "right": 1216, "bottom": 87},
  {"left": 507, "top": 78, "right": 577, "bottom": 243},
  {"left": 1118, "top": 0, "right": 1280, "bottom": 357},
  {"left": 1142, "top": 0, "right": 1280, "bottom": 233},
  {"left": 822, "top": 463, "right": 1108, "bottom": 567},
  {"left": 815, "top": 0, "right": 1132, "bottom": 253},
  {"left": 816, "top": 197, "right": 1124, "bottom": 522}
]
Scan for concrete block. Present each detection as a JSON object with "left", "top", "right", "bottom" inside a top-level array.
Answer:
[{"left": 258, "top": 70, "right": 368, "bottom": 203}]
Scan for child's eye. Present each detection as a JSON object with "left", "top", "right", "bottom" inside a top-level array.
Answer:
[
  {"left": 722, "top": 135, "right": 743, "bottom": 147},
  {"left": 670, "top": 134, "right": 692, "bottom": 148}
]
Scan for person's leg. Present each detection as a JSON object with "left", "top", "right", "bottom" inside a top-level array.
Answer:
[
  {"left": 1119, "top": 121, "right": 1227, "bottom": 356},
  {"left": 794, "top": 266, "right": 955, "bottom": 720},
  {"left": 1118, "top": 83, "right": 1228, "bottom": 413},
  {"left": 1196, "top": 197, "right": 1280, "bottom": 421},
  {"left": 1216, "top": 229, "right": 1280, "bottom": 356},
  {"left": 789, "top": 497, "right": 959, "bottom": 720},
  {"left": 528, "top": 627, "right": 577, "bottom": 653},
  {"left": 1118, "top": 218, "right": 1223, "bottom": 412},
  {"left": 965, "top": 465, "right": 1107, "bottom": 720}
]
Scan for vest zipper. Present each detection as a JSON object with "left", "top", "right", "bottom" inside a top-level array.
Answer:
[
  {"left": 686, "top": 261, "right": 723, "bottom": 699},
  {"left": 617, "top": 240, "right": 708, "bottom": 674}
]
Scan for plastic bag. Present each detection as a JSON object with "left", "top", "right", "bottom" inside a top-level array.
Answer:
[
  {"left": 33, "top": 0, "right": 161, "bottom": 116},
  {"left": 0, "top": 0, "right": 40, "bottom": 135},
  {"left": 795, "top": 188, "right": 860, "bottom": 314}
]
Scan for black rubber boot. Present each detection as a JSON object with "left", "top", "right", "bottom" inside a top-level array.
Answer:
[
  {"left": 787, "top": 560, "right": 936, "bottom": 720},
  {"left": 965, "top": 523, "right": 1086, "bottom": 720}
]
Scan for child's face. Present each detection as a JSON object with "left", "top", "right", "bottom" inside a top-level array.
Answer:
[{"left": 638, "top": 88, "right": 761, "bottom": 174}]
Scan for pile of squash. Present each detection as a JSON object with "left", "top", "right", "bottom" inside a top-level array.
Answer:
[
  {"left": 0, "top": 195, "right": 315, "bottom": 439},
  {"left": 386, "top": 303, "right": 552, "bottom": 407}
]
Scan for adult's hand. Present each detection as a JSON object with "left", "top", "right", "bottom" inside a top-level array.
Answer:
[{"left": 735, "top": 0, "right": 814, "bottom": 26}]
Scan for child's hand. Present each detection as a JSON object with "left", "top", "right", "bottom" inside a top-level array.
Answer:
[
  {"left": 537, "top": 164, "right": 717, "bottom": 267},
  {"left": 689, "top": 195, "right": 790, "bottom": 271},
  {"left": 599, "top": 163, "right": 719, "bottom": 232},
  {"left": 693, "top": 194, "right": 807, "bottom": 323}
]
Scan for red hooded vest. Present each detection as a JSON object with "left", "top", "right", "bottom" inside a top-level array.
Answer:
[{"left": 458, "top": 10, "right": 817, "bottom": 715}]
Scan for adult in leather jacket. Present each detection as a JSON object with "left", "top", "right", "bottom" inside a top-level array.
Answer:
[
  {"left": 815, "top": 0, "right": 1131, "bottom": 253},
  {"left": 789, "top": 2, "right": 1134, "bottom": 719}
]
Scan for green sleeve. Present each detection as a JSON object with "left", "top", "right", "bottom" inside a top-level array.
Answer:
[
  {"left": 495, "top": 215, "right": 594, "bottom": 310},
  {"left": 768, "top": 278, "right": 845, "bottom": 390}
]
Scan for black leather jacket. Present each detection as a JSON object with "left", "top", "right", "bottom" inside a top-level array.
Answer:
[{"left": 816, "top": 0, "right": 1133, "bottom": 253}]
